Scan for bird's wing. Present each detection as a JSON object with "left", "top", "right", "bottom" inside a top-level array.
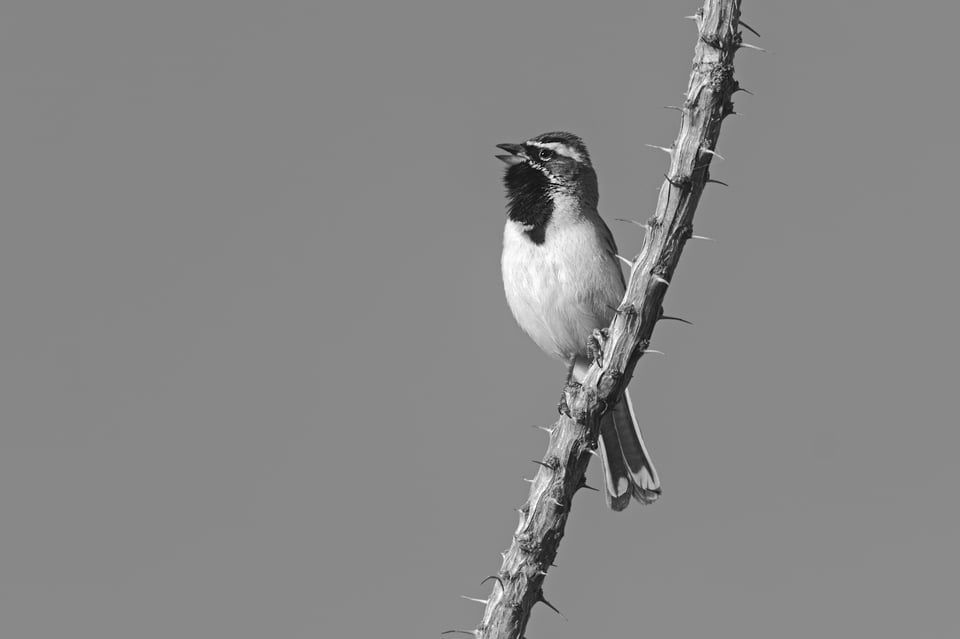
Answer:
[{"left": 591, "top": 213, "right": 626, "bottom": 290}]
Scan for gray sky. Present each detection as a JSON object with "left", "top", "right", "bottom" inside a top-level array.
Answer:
[{"left": 1, "top": 1, "right": 958, "bottom": 637}]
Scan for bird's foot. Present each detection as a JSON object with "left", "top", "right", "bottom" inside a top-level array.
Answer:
[
  {"left": 558, "top": 380, "right": 581, "bottom": 417},
  {"left": 587, "top": 328, "right": 609, "bottom": 368}
]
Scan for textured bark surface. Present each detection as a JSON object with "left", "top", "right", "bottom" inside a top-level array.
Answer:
[{"left": 464, "top": 3, "right": 749, "bottom": 638}]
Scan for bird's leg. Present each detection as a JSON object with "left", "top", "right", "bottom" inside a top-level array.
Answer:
[
  {"left": 585, "top": 330, "right": 614, "bottom": 420},
  {"left": 558, "top": 359, "right": 579, "bottom": 417}
]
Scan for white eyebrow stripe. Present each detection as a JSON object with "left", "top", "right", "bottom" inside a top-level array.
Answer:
[{"left": 524, "top": 140, "right": 584, "bottom": 163}]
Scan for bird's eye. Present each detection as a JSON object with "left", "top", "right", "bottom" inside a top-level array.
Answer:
[{"left": 538, "top": 148, "right": 554, "bottom": 161}]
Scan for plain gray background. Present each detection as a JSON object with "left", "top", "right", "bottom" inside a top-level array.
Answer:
[{"left": 1, "top": 1, "right": 958, "bottom": 637}]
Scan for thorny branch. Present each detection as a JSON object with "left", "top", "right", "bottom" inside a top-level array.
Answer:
[{"left": 459, "top": 2, "right": 752, "bottom": 638}]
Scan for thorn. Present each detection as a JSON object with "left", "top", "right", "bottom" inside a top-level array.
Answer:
[
  {"left": 460, "top": 595, "right": 489, "bottom": 605},
  {"left": 578, "top": 482, "right": 599, "bottom": 492},
  {"left": 532, "top": 423, "right": 554, "bottom": 434},
  {"left": 531, "top": 460, "right": 553, "bottom": 471},
  {"left": 616, "top": 254, "right": 634, "bottom": 268},
  {"left": 663, "top": 105, "right": 684, "bottom": 112},
  {"left": 739, "top": 20, "right": 761, "bottom": 38},
  {"left": 645, "top": 144, "right": 673, "bottom": 154},
  {"left": 664, "top": 173, "right": 684, "bottom": 187},
  {"left": 660, "top": 315, "right": 693, "bottom": 325},
  {"left": 705, "top": 178, "right": 730, "bottom": 187},
  {"left": 586, "top": 448, "right": 600, "bottom": 458},
  {"left": 536, "top": 570, "right": 548, "bottom": 576},
  {"left": 739, "top": 42, "right": 766, "bottom": 53},
  {"left": 684, "top": 14, "right": 698, "bottom": 21},
  {"left": 614, "top": 218, "right": 650, "bottom": 232},
  {"left": 441, "top": 631, "right": 477, "bottom": 637},
  {"left": 734, "top": 86, "right": 755, "bottom": 96},
  {"left": 523, "top": 477, "right": 535, "bottom": 483},
  {"left": 643, "top": 349, "right": 666, "bottom": 356},
  {"left": 500, "top": 551, "right": 508, "bottom": 560},
  {"left": 480, "top": 575, "right": 504, "bottom": 590},
  {"left": 652, "top": 274, "right": 670, "bottom": 286},
  {"left": 700, "top": 148, "right": 724, "bottom": 160},
  {"left": 691, "top": 234, "right": 715, "bottom": 241},
  {"left": 547, "top": 496, "right": 563, "bottom": 507},
  {"left": 538, "top": 593, "right": 568, "bottom": 621}
]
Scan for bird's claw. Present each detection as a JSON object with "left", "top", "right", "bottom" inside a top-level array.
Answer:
[
  {"left": 587, "top": 328, "right": 609, "bottom": 367},
  {"left": 558, "top": 380, "right": 581, "bottom": 417},
  {"left": 597, "top": 397, "right": 609, "bottom": 416}
]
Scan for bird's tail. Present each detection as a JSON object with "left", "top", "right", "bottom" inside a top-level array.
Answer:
[{"left": 597, "top": 389, "right": 661, "bottom": 510}]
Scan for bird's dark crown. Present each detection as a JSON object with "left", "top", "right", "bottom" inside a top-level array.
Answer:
[{"left": 497, "top": 131, "right": 598, "bottom": 244}]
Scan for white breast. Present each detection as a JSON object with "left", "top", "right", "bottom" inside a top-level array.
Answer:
[{"left": 501, "top": 213, "right": 624, "bottom": 363}]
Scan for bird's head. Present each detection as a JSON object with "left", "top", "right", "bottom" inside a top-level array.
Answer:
[{"left": 496, "top": 132, "right": 598, "bottom": 231}]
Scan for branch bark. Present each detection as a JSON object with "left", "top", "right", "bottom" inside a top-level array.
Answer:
[{"left": 469, "top": 2, "right": 748, "bottom": 638}]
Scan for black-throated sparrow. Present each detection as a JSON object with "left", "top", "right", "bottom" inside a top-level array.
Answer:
[{"left": 497, "top": 131, "right": 660, "bottom": 510}]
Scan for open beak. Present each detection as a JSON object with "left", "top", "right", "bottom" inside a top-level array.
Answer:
[{"left": 495, "top": 142, "right": 526, "bottom": 165}]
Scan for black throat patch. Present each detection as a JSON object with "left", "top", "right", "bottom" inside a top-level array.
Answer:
[{"left": 503, "top": 162, "right": 553, "bottom": 245}]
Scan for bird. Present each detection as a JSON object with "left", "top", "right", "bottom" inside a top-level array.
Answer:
[{"left": 496, "top": 131, "right": 660, "bottom": 510}]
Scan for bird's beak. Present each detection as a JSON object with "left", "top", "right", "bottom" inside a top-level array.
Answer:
[{"left": 495, "top": 142, "right": 525, "bottom": 165}]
